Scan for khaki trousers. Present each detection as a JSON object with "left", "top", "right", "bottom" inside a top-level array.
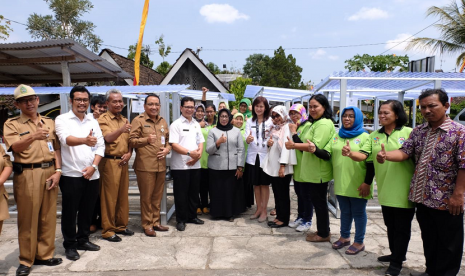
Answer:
[
  {"left": 135, "top": 170, "right": 165, "bottom": 229},
  {"left": 99, "top": 158, "right": 129, "bottom": 238},
  {"left": 0, "top": 220, "right": 3, "bottom": 235},
  {"left": 13, "top": 166, "right": 57, "bottom": 266}
]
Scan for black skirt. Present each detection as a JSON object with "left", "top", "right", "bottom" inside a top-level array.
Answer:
[{"left": 209, "top": 169, "right": 245, "bottom": 218}]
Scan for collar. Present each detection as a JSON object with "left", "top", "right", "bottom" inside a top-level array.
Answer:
[
  {"left": 378, "top": 125, "right": 402, "bottom": 134},
  {"left": 421, "top": 117, "right": 452, "bottom": 132},
  {"left": 70, "top": 110, "right": 91, "bottom": 122},
  {"left": 143, "top": 112, "right": 161, "bottom": 123},
  {"left": 180, "top": 115, "right": 193, "bottom": 123},
  {"left": 107, "top": 110, "right": 121, "bottom": 120},
  {"left": 18, "top": 113, "right": 44, "bottom": 124}
]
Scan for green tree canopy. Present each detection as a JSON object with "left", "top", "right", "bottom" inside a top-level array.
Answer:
[
  {"left": 243, "top": 53, "right": 270, "bottom": 85},
  {"left": 127, "top": 43, "right": 154, "bottom": 69},
  {"left": 229, "top": 77, "right": 253, "bottom": 109},
  {"left": 345, "top": 54, "right": 409, "bottom": 72},
  {"left": 0, "top": 15, "right": 12, "bottom": 40},
  {"left": 155, "top": 35, "right": 171, "bottom": 62},
  {"left": 406, "top": 0, "right": 465, "bottom": 66},
  {"left": 156, "top": 61, "right": 171, "bottom": 76},
  {"left": 206, "top": 62, "right": 220, "bottom": 74},
  {"left": 27, "top": 0, "right": 102, "bottom": 52},
  {"left": 260, "top": 47, "right": 306, "bottom": 89}
]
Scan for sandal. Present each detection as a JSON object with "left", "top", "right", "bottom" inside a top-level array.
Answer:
[
  {"left": 270, "top": 209, "right": 276, "bottom": 216},
  {"left": 332, "top": 240, "right": 351, "bottom": 250},
  {"left": 345, "top": 245, "right": 365, "bottom": 255}
]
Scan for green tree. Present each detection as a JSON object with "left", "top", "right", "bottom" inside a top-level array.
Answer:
[
  {"left": 127, "top": 43, "right": 154, "bottom": 68},
  {"left": 345, "top": 54, "right": 409, "bottom": 72},
  {"left": 229, "top": 77, "right": 253, "bottom": 109},
  {"left": 155, "top": 35, "right": 171, "bottom": 62},
  {"left": 0, "top": 15, "right": 12, "bottom": 40},
  {"left": 243, "top": 53, "right": 270, "bottom": 84},
  {"left": 26, "top": 0, "right": 102, "bottom": 52},
  {"left": 260, "top": 47, "right": 306, "bottom": 89},
  {"left": 156, "top": 61, "right": 171, "bottom": 76},
  {"left": 206, "top": 62, "right": 220, "bottom": 74},
  {"left": 406, "top": 0, "right": 465, "bottom": 66}
]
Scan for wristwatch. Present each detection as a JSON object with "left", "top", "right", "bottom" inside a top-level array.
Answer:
[
  {"left": 92, "top": 164, "right": 98, "bottom": 170},
  {"left": 187, "top": 151, "right": 191, "bottom": 156}
]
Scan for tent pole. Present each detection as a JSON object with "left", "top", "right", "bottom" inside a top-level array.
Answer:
[
  {"left": 340, "top": 80, "right": 347, "bottom": 128},
  {"left": 412, "top": 99, "right": 417, "bottom": 128},
  {"left": 374, "top": 97, "right": 379, "bottom": 130}
]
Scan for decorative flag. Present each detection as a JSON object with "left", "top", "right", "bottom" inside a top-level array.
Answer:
[{"left": 134, "top": 0, "right": 150, "bottom": 86}]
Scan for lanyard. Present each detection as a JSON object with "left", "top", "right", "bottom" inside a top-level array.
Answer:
[{"left": 256, "top": 120, "right": 265, "bottom": 147}]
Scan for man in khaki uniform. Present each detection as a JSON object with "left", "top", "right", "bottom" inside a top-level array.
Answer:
[
  {"left": 98, "top": 89, "right": 133, "bottom": 242},
  {"left": 0, "top": 146, "right": 13, "bottom": 235},
  {"left": 4, "top": 85, "right": 63, "bottom": 276},
  {"left": 129, "top": 94, "right": 170, "bottom": 237}
]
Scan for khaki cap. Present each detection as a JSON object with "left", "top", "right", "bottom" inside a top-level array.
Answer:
[{"left": 14, "top": 84, "right": 36, "bottom": 100}]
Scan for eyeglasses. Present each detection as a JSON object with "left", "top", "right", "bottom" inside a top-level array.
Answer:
[
  {"left": 271, "top": 114, "right": 281, "bottom": 119},
  {"left": 146, "top": 103, "right": 160, "bottom": 107},
  {"left": 219, "top": 115, "right": 229, "bottom": 119},
  {"left": 182, "top": 106, "right": 195, "bottom": 109},
  {"left": 342, "top": 115, "right": 355, "bottom": 119},
  {"left": 289, "top": 112, "right": 300, "bottom": 117},
  {"left": 16, "top": 96, "right": 37, "bottom": 104},
  {"left": 73, "top": 98, "right": 89, "bottom": 103}
]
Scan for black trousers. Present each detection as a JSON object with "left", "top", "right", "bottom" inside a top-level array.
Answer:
[
  {"left": 59, "top": 176, "right": 99, "bottom": 249},
  {"left": 270, "top": 174, "right": 292, "bottom": 225},
  {"left": 308, "top": 182, "right": 330, "bottom": 238},
  {"left": 381, "top": 205, "right": 415, "bottom": 268},
  {"left": 199, "top": 168, "right": 210, "bottom": 208},
  {"left": 172, "top": 169, "right": 201, "bottom": 223},
  {"left": 294, "top": 181, "right": 314, "bottom": 222},
  {"left": 416, "top": 203, "right": 464, "bottom": 276},
  {"left": 91, "top": 194, "right": 101, "bottom": 227}
]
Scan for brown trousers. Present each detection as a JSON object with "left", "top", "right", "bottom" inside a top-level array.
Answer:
[
  {"left": 0, "top": 220, "right": 3, "bottom": 235},
  {"left": 135, "top": 170, "right": 165, "bottom": 229},
  {"left": 99, "top": 158, "right": 129, "bottom": 238},
  {"left": 13, "top": 166, "right": 57, "bottom": 266}
]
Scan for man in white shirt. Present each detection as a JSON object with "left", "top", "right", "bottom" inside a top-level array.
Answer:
[
  {"left": 55, "top": 86, "right": 105, "bottom": 261},
  {"left": 169, "top": 96, "right": 205, "bottom": 231}
]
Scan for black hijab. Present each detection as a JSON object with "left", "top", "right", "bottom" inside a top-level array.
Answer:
[{"left": 216, "top": 108, "right": 233, "bottom": 131}]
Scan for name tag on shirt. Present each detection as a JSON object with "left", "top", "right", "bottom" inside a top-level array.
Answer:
[
  {"left": 183, "top": 129, "right": 189, "bottom": 132},
  {"left": 47, "top": 142, "right": 54, "bottom": 152},
  {"left": 161, "top": 136, "right": 165, "bottom": 145}
]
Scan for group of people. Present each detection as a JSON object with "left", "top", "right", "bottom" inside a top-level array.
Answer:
[{"left": 0, "top": 84, "right": 463, "bottom": 276}]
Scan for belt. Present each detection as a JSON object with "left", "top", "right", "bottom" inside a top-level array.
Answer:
[
  {"left": 104, "top": 154, "right": 122, "bottom": 160},
  {"left": 14, "top": 161, "right": 54, "bottom": 169}
]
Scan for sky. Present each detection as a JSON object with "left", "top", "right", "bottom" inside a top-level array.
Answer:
[{"left": 1, "top": 0, "right": 458, "bottom": 86}]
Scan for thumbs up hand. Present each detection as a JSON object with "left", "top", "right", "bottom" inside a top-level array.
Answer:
[
  {"left": 147, "top": 131, "right": 157, "bottom": 144},
  {"left": 84, "top": 129, "right": 97, "bottom": 147},
  {"left": 34, "top": 121, "right": 50, "bottom": 140},
  {"left": 377, "top": 143, "right": 387, "bottom": 164},
  {"left": 217, "top": 133, "right": 227, "bottom": 147},
  {"left": 307, "top": 139, "right": 316, "bottom": 153},
  {"left": 342, "top": 140, "right": 351, "bottom": 157},
  {"left": 285, "top": 136, "right": 294, "bottom": 150},
  {"left": 267, "top": 135, "right": 274, "bottom": 147},
  {"left": 246, "top": 130, "right": 254, "bottom": 144},
  {"left": 120, "top": 120, "right": 132, "bottom": 133}
]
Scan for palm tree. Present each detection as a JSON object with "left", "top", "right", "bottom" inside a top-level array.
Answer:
[{"left": 405, "top": 0, "right": 465, "bottom": 66}]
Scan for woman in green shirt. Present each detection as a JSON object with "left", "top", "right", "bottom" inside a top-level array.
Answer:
[
  {"left": 286, "top": 94, "right": 335, "bottom": 242},
  {"left": 346, "top": 100, "right": 414, "bottom": 276},
  {"left": 195, "top": 103, "right": 212, "bottom": 215}
]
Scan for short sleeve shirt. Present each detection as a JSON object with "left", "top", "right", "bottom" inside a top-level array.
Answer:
[
  {"left": 400, "top": 118, "right": 465, "bottom": 210},
  {"left": 293, "top": 121, "right": 312, "bottom": 182},
  {"left": 169, "top": 115, "right": 205, "bottom": 170},
  {"left": 98, "top": 111, "right": 129, "bottom": 156}
]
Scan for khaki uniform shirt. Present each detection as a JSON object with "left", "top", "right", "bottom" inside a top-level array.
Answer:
[
  {"left": 4, "top": 114, "right": 60, "bottom": 163},
  {"left": 98, "top": 111, "right": 129, "bottom": 156},
  {"left": 129, "top": 112, "right": 171, "bottom": 172},
  {"left": 0, "top": 146, "right": 12, "bottom": 221}
]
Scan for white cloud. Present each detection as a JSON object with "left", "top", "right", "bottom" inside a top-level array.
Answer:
[
  {"left": 199, "top": 4, "right": 249, "bottom": 24},
  {"left": 310, "top": 49, "right": 326, "bottom": 60},
  {"left": 348, "top": 7, "right": 389, "bottom": 21},
  {"left": 384, "top": 33, "right": 438, "bottom": 55},
  {"left": 328, "top": 55, "right": 339, "bottom": 61}
]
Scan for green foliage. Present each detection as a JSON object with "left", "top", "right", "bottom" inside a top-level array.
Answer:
[
  {"left": 127, "top": 43, "right": 154, "bottom": 68},
  {"left": 345, "top": 54, "right": 409, "bottom": 72},
  {"left": 27, "top": 0, "right": 102, "bottom": 52},
  {"left": 156, "top": 61, "right": 171, "bottom": 76},
  {"left": 243, "top": 54, "right": 270, "bottom": 84},
  {"left": 0, "top": 15, "right": 12, "bottom": 40},
  {"left": 260, "top": 47, "right": 306, "bottom": 89},
  {"left": 155, "top": 35, "right": 171, "bottom": 61},
  {"left": 450, "top": 101, "right": 465, "bottom": 119},
  {"left": 229, "top": 77, "right": 253, "bottom": 109},
  {"left": 206, "top": 62, "right": 220, "bottom": 74}
]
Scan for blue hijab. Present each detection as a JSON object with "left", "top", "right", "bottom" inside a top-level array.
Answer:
[{"left": 338, "top": 106, "right": 367, "bottom": 138}]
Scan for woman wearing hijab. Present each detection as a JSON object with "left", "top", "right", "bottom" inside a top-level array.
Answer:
[
  {"left": 239, "top": 99, "right": 252, "bottom": 120},
  {"left": 195, "top": 103, "right": 211, "bottom": 215},
  {"left": 207, "top": 109, "right": 245, "bottom": 221},
  {"left": 308, "top": 106, "right": 371, "bottom": 254},
  {"left": 233, "top": 112, "right": 248, "bottom": 213},
  {"left": 261, "top": 106, "right": 296, "bottom": 228}
]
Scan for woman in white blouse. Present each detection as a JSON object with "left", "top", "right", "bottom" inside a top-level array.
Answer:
[{"left": 244, "top": 96, "right": 273, "bottom": 223}]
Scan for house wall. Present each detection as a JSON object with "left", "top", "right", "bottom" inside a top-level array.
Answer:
[{"left": 167, "top": 59, "right": 218, "bottom": 92}]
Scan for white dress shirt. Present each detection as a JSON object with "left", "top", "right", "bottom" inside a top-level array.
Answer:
[
  {"left": 169, "top": 115, "right": 205, "bottom": 170},
  {"left": 245, "top": 117, "right": 273, "bottom": 165},
  {"left": 55, "top": 111, "right": 105, "bottom": 180}
]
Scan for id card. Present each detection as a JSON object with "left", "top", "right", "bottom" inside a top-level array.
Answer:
[
  {"left": 161, "top": 136, "right": 165, "bottom": 145},
  {"left": 196, "top": 132, "right": 200, "bottom": 144},
  {"left": 47, "top": 141, "right": 54, "bottom": 152}
]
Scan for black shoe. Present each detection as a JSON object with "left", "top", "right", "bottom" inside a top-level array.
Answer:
[
  {"left": 77, "top": 241, "right": 101, "bottom": 251},
  {"left": 385, "top": 263, "right": 402, "bottom": 276},
  {"left": 410, "top": 272, "right": 430, "bottom": 276},
  {"left": 377, "top": 255, "right": 407, "bottom": 262},
  {"left": 34, "top": 258, "right": 62, "bottom": 266},
  {"left": 176, "top": 222, "right": 186, "bottom": 231},
  {"left": 187, "top": 218, "right": 204, "bottom": 224},
  {"left": 270, "top": 223, "right": 288, "bottom": 228},
  {"left": 267, "top": 221, "right": 276, "bottom": 226},
  {"left": 115, "top": 229, "right": 134, "bottom": 236},
  {"left": 103, "top": 234, "right": 122, "bottom": 242},
  {"left": 16, "top": 264, "right": 31, "bottom": 276},
  {"left": 65, "top": 248, "right": 80, "bottom": 261}
]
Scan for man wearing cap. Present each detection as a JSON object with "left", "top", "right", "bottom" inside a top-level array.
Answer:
[
  {"left": 129, "top": 94, "right": 170, "bottom": 237},
  {"left": 4, "top": 85, "right": 63, "bottom": 276},
  {"left": 98, "top": 89, "right": 133, "bottom": 242}
]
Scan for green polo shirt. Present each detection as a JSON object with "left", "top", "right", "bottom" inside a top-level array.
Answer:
[
  {"left": 324, "top": 132, "right": 373, "bottom": 199},
  {"left": 293, "top": 121, "right": 312, "bottom": 182},
  {"left": 200, "top": 125, "right": 213, "bottom": 169},
  {"left": 299, "top": 118, "right": 335, "bottom": 183},
  {"left": 360, "top": 126, "right": 414, "bottom": 208}
]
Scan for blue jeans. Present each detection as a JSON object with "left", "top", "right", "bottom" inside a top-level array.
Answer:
[{"left": 336, "top": 195, "right": 367, "bottom": 244}]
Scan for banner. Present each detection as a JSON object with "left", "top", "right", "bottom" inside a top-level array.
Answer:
[{"left": 134, "top": 0, "right": 150, "bottom": 86}]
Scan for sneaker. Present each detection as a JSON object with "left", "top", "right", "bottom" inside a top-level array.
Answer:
[
  {"left": 296, "top": 221, "right": 312, "bottom": 232},
  {"left": 288, "top": 218, "right": 303, "bottom": 228}
]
